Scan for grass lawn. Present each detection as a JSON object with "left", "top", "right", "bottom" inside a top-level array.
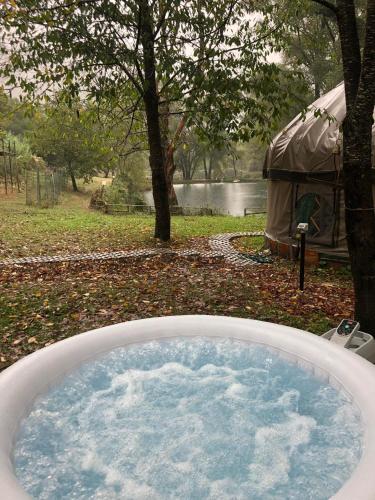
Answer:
[
  {"left": 0, "top": 187, "right": 354, "bottom": 370},
  {"left": 0, "top": 190, "right": 265, "bottom": 258}
]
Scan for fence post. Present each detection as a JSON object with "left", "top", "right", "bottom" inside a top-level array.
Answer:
[
  {"left": 8, "top": 140, "right": 14, "bottom": 192},
  {"left": 36, "top": 167, "right": 41, "bottom": 205},
  {"left": 13, "top": 141, "right": 21, "bottom": 193},
  {"left": 44, "top": 171, "right": 49, "bottom": 205},
  {"left": 2, "top": 139, "right": 8, "bottom": 195},
  {"left": 51, "top": 172, "right": 56, "bottom": 205},
  {"left": 25, "top": 169, "right": 30, "bottom": 205},
  {"left": 299, "top": 232, "right": 306, "bottom": 291}
]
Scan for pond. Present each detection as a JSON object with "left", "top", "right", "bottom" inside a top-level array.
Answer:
[{"left": 144, "top": 181, "right": 267, "bottom": 216}]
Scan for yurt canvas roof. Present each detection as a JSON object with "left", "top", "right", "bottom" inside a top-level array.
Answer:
[{"left": 264, "top": 82, "right": 375, "bottom": 176}]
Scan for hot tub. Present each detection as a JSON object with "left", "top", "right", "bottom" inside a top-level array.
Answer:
[{"left": 1, "top": 315, "right": 375, "bottom": 499}]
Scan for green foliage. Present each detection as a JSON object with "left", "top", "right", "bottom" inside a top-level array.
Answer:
[
  {"left": 4, "top": 132, "right": 34, "bottom": 170},
  {"left": 0, "top": 89, "right": 34, "bottom": 137},
  {"left": 104, "top": 153, "right": 148, "bottom": 205},
  {"left": 267, "top": 0, "right": 369, "bottom": 126},
  {"left": 29, "top": 98, "right": 116, "bottom": 184},
  {"left": 282, "top": 0, "right": 343, "bottom": 98},
  {"left": 174, "top": 126, "right": 266, "bottom": 181},
  {"left": 175, "top": 129, "right": 205, "bottom": 180},
  {"left": 0, "top": 1, "right": 299, "bottom": 148},
  {"left": 236, "top": 140, "right": 267, "bottom": 176}
]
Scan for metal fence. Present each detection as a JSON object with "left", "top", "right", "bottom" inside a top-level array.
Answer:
[
  {"left": 244, "top": 207, "right": 267, "bottom": 216},
  {"left": 0, "top": 139, "right": 21, "bottom": 194},
  {"left": 25, "top": 169, "right": 67, "bottom": 207},
  {"left": 91, "top": 201, "right": 221, "bottom": 216}
]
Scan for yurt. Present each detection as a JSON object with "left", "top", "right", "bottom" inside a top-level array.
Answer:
[{"left": 263, "top": 82, "right": 375, "bottom": 264}]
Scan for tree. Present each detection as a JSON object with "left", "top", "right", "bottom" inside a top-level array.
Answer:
[
  {"left": 174, "top": 129, "right": 203, "bottom": 181},
  {"left": 0, "top": 89, "right": 34, "bottom": 137},
  {"left": 283, "top": 3, "right": 342, "bottom": 99},
  {"left": 5, "top": 132, "right": 33, "bottom": 170},
  {"left": 103, "top": 152, "right": 148, "bottom": 206},
  {"left": 30, "top": 100, "right": 114, "bottom": 191},
  {"left": 199, "top": 143, "right": 235, "bottom": 181},
  {"left": 309, "top": 0, "right": 375, "bottom": 333},
  {"left": 174, "top": 127, "right": 248, "bottom": 181},
  {"left": 1, "top": 1, "right": 295, "bottom": 241},
  {"left": 235, "top": 139, "right": 268, "bottom": 178}
]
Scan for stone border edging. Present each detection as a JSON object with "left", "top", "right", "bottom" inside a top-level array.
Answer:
[
  {"left": 0, "top": 232, "right": 264, "bottom": 267},
  {"left": 209, "top": 231, "right": 264, "bottom": 266}
]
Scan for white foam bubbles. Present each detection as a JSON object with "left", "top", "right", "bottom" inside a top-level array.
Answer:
[
  {"left": 249, "top": 412, "right": 316, "bottom": 492},
  {"left": 14, "top": 337, "right": 363, "bottom": 500}
]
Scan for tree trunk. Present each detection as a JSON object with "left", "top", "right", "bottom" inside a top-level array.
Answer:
[
  {"left": 232, "top": 156, "right": 238, "bottom": 179},
  {"left": 203, "top": 157, "right": 208, "bottom": 180},
  {"left": 208, "top": 154, "right": 213, "bottom": 180},
  {"left": 335, "top": 0, "right": 375, "bottom": 333},
  {"left": 343, "top": 120, "right": 375, "bottom": 333},
  {"left": 165, "top": 113, "right": 188, "bottom": 204},
  {"left": 180, "top": 156, "right": 190, "bottom": 180},
  {"left": 159, "top": 99, "right": 178, "bottom": 206},
  {"left": 164, "top": 152, "right": 178, "bottom": 205},
  {"left": 186, "top": 160, "right": 192, "bottom": 180},
  {"left": 69, "top": 164, "right": 78, "bottom": 192},
  {"left": 140, "top": 0, "right": 170, "bottom": 241},
  {"left": 191, "top": 156, "right": 198, "bottom": 180}
]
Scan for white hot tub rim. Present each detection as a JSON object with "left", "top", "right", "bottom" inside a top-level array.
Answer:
[{"left": 1, "top": 315, "right": 375, "bottom": 500}]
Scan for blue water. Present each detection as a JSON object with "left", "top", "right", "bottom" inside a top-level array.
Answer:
[{"left": 14, "top": 338, "right": 362, "bottom": 500}]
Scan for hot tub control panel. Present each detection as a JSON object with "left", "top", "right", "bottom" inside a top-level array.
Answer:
[
  {"left": 322, "top": 319, "right": 375, "bottom": 363},
  {"left": 329, "top": 319, "right": 360, "bottom": 347},
  {"left": 337, "top": 319, "right": 359, "bottom": 337}
]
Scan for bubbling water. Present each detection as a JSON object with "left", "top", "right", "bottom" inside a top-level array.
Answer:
[{"left": 14, "top": 338, "right": 362, "bottom": 499}]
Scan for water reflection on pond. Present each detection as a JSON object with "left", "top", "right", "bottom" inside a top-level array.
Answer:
[{"left": 144, "top": 181, "right": 267, "bottom": 216}]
